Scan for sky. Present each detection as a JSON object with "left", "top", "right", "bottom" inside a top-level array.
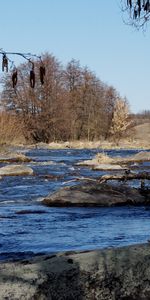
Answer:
[{"left": 0, "top": 0, "right": 150, "bottom": 113}]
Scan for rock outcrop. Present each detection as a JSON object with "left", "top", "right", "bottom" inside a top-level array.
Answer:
[
  {"left": 42, "top": 182, "right": 147, "bottom": 207},
  {"left": 0, "top": 165, "right": 33, "bottom": 176},
  {"left": 0, "top": 153, "right": 31, "bottom": 163},
  {"left": 1, "top": 243, "right": 150, "bottom": 299}
]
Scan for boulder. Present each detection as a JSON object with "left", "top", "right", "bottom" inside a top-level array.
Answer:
[
  {"left": 42, "top": 182, "right": 146, "bottom": 207},
  {"left": 0, "top": 165, "right": 33, "bottom": 176},
  {"left": 0, "top": 153, "right": 31, "bottom": 163},
  {"left": 93, "top": 163, "right": 123, "bottom": 170},
  {"left": 1, "top": 243, "right": 150, "bottom": 299}
]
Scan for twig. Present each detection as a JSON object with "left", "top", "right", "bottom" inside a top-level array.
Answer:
[{"left": 62, "top": 177, "right": 97, "bottom": 185}]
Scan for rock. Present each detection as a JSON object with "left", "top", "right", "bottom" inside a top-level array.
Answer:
[
  {"left": 1, "top": 243, "right": 150, "bottom": 299},
  {"left": 114, "top": 151, "right": 150, "bottom": 164},
  {"left": 0, "top": 165, "right": 33, "bottom": 176},
  {"left": 131, "top": 151, "right": 150, "bottom": 162},
  {"left": 93, "top": 163, "right": 123, "bottom": 170},
  {"left": 42, "top": 182, "right": 146, "bottom": 207},
  {"left": 0, "top": 153, "right": 31, "bottom": 163},
  {"left": 77, "top": 152, "right": 114, "bottom": 166},
  {"left": 31, "top": 161, "right": 55, "bottom": 166},
  {"left": 77, "top": 151, "right": 150, "bottom": 168},
  {"left": 78, "top": 152, "right": 132, "bottom": 167}
]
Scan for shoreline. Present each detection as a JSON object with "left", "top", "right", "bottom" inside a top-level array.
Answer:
[
  {"left": 0, "top": 141, "right": 150, "bottom": 298},
  {"left": 1, "top": 140, "right": 150, "bottom": 151},
  {"left": 1, "top": 243, "right": 150, "bottom": 299}
]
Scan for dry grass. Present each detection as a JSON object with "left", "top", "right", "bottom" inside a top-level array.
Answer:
[
  {"left": 0, "top": 112, "right": 26, "bottom": 145},
  {"left": 134, "top": 122, "right": 150, "bottom": 142},
  {"left": 95, "top": 152, "right": 114, "bottom": 163}
]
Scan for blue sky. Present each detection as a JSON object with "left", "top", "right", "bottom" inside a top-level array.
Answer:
[{"left": 0, "top": 0, "right": 150, "bottom": 113}]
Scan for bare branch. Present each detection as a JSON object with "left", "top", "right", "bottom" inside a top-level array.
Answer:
[{"left": 121, "top": 0, "right": 150, "bottom": 29}]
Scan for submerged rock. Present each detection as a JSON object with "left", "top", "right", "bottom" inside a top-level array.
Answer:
[
  {"left": 42, "top": 182, "right": 146, "bottom": 207},
  {"left": 0, "top": 165, "right": 33, "bottom": 176}
]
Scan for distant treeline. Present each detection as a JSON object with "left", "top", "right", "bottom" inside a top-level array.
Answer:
[
  {"left": 131, "top": 110, "right": 150, "bottom": 125},
  {"left": 0, "top": 53, "right": 132, "bottom": 144}
]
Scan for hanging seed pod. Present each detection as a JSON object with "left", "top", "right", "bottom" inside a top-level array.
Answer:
[
  {"left": 12, "top": 70, "right": 18, "bottom": 88},
  {"left": 144, "top": 0, "right": 150, "bottom": 11},
  {"left": 133, "top": 8, "right": 138, "bottom": 18},
  {"left": 138, "top": 0, "right": 141, "bottom": 9},
  {"left": 142, "top": 0, "right": 146, "bottom": 8},
  {"left": 129, "top": 0, "right": 132, "bottom": 8},
  {"left": 30, "top": 69, "right": 35, "bottom": 88},
  {"left": 2, "top": 54, "right": 8, "bottom": 72},
  {"left": 39, "top": 65, "right": 45, "bottom": 85},
  {"left": 29, "top": 63, "right": 35, "bottom": 88},
  {"left": 137, "top": 0, "right": 141, "bottom": 16}
]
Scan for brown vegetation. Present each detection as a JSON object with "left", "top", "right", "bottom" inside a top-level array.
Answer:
[
  {"left": 0, "top": 53, "right": 130, "bottom": 145},
  {"left": 109, "top": 97, "right": 131, "bottom": 143},
  {"left": 0, "top": 111, "right": 25, "bottom": 145}
]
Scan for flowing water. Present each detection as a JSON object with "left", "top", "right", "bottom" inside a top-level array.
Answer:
[{"left": 0, "top": 148, "right": 150, "bottom": 261}]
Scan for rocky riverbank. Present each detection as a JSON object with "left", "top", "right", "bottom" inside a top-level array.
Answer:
[
  {"left": 1, "top": 243, "right": 150, "bottom": 299},
  {"left": 1, "top": 138, "right": 150, "bottom": 151}
]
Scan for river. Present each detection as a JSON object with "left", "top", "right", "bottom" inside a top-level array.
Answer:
[{"left": 0, "top": 148, "right": 150, "bottom": 261}]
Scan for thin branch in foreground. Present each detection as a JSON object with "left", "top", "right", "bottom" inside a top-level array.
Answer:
[{"left": 62, "top": 177, "right": 97, "bottom": 185}]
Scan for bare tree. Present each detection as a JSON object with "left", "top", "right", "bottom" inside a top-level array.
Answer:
[
  {"left": 63, "top": 59, "right": 83, "bottom": 140},
  {"left": 121, "top": 0, "right": 150, "bottom": 28},
  {"left": 1, "top": 53, "right": 131, "bottom": 144},
  {"left": 1, "top": 53, "right": 66, "bottom": 142}
]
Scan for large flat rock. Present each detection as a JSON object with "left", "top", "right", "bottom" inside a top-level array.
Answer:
[
  {"left": 0, "top": 153, "right": 31, "bottom": 163},
  {"left": 0, "top": 165, "right": 33, "bottom": 176},
  {"left": 1, "top": 243, "right": 150, "bottom": 299},
  {"left": 93, "top": 163, "right": 123, "bottom": 170},
  {"left": 42, "top": 182, "right": 146, "bottom": 207}
]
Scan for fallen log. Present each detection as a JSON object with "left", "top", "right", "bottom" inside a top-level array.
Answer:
[{"left": 99, "top": 172, "right": 150, "bottom": 184}]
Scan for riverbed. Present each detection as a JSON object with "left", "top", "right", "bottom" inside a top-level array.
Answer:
[{"left": 0, "top": 148, "right": 150, "bottom": 261}]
